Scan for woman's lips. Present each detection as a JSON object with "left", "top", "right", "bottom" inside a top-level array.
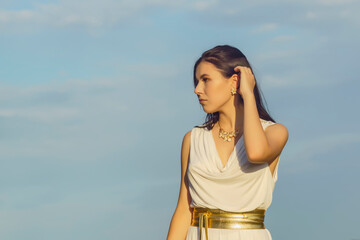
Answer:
[{"left": 199, "top": 99, "right": 207, "bottom": 103}]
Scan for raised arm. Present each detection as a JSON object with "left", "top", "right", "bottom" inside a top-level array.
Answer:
[
  {"left": 167, "top": 130, "right": 193, "bottom": 240},
  {"left": 234, "top": 65, "right": 289, "bottom": 164},
  {"left": 242, "top": 92, "right": 289, "bottom": 164}
]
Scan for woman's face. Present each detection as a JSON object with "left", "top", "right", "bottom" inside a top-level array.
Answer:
[{"left": 194, "top": 61, "right": 235, "bottom": 113}]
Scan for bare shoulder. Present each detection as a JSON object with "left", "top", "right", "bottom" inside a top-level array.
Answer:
[
  {"left": 266, "top": 122, "right": 289, "bottom": 144},
  {"left": 180, "top": 129, "right": 192, "bottom": 170},
  {"left": 269, "top": 122, "right": 288, "bottom": 134},
  {"left": 183, "top": 130, "right": 192, "bottom": 141},
  {"left": 181, "top": 130, "right": 192, "bottom": 151}
]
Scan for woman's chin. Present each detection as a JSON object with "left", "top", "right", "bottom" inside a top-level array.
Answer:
[{"left": 202, "top": 107, "right": 216, "bottom": 114}]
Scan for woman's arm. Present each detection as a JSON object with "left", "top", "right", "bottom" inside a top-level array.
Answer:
[
  {"left": 242, "top": 92, "right": 288, "bottom": 164},
  {"left": 167, "top": 130, "right": 192, "bottom": 240},
  {"left": 234, "top": 66, "right": 289, "bottom": 164}
]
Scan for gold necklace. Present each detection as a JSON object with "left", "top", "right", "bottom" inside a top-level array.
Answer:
[{"left": 218, "top": 121, "right": 240, "bottom": 142}]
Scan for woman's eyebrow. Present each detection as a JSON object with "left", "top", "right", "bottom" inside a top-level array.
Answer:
[{"left": 196, "top": 74, "right": 210, "bottom": 81}]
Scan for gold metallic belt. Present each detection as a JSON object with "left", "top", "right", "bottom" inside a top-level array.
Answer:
[{"left": 190, "top": 207, "right": 265, "bottom": 240}]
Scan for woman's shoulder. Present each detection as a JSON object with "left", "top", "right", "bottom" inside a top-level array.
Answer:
[
  {"left": 260, "top": 118, "right": 287, "bottom": 129},
  {"left": 260, "top": 118, "right": 281, "bottom": 128},
  {"left": 183, "top": 130, "right": 192, "bottom": 142},
  {"left": 260, "top": 118, "right": 289, "bottom": 143},
  {"left": 182, "top": 124, "right": 208, "bottom": 143}
]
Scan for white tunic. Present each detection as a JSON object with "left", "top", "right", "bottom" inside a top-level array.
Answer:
[{"left": 186, "top": 118, "right": 279, "bottom": 240}]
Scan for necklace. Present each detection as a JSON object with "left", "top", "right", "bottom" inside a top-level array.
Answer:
[{"left": 218, "top": 121, "right": 240, "bottom": 142}]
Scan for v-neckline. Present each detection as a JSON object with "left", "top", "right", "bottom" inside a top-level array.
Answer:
[{"left": 209, "top": 127, "right": 244, "bottom": 169}]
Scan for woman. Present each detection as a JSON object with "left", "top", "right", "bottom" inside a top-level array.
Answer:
[{"left": 167, "top": 45, "right": 289, "bottom": 240}]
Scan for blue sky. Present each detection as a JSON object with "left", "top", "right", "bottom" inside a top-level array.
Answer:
[{"left": 1, "top": 0, "right": 359, "bottom": 239}]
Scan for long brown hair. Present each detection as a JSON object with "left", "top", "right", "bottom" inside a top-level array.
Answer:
[{"left": 193, "top": 45, "right": 275, "bottom": 130}]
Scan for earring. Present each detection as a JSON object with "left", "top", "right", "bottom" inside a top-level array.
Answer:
[{"left": 231, "top": 88, "right": 237, "bottom": 95}]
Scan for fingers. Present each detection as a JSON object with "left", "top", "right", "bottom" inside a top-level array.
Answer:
[
  {"left": 234, "top": 66, "right": 253, "bottom": 77},
  {"left": 234, "top": 66, "right": 251, "bottom": 72}
]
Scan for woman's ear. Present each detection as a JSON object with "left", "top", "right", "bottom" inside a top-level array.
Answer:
[{"left": 232, "top": 73, "right": 240, "bottom": 89}]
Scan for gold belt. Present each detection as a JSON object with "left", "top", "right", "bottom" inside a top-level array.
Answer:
[{"left": 191, "top": 207, "right": 265, "bottom": 240}]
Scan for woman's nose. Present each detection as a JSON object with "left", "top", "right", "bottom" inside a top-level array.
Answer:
[{"left": 194, "top": 83, "right": 202, "bottom": 95}]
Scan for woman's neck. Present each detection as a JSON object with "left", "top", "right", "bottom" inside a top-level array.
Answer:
[{"left": 217, "top": 103, "right": 244, "bottom": 131}]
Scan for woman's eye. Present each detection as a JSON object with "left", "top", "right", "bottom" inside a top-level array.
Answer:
[{"left": 203, "top": 78, "right": 209, "bottom": 82}]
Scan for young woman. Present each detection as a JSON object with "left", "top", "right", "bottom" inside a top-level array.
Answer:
[{"left": 167, "top": 45, "right": 289, "bottom": 240}]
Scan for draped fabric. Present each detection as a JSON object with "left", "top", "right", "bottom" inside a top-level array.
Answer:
[{"left": 186, "top": 118, "right": 279, "bottom": 240}]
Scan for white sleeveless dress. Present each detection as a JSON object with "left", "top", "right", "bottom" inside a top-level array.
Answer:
[{"left": 185, "top": 118, "right": 279, "bottom": 240}]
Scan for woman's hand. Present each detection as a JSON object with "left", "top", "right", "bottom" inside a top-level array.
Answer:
[{"left": 234, "top": 66, "right": 256, "bottom": 98}]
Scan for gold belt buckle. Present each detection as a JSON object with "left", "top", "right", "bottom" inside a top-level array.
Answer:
[
  {"left": 192, "top": 207, "right": 265, "bottom": 240},
  {"left": 198, "top": 211, "right": 210, "bottom": 240}
]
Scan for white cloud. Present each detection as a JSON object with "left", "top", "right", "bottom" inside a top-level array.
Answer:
[
  {"left": 286, "top": 132, "right": 360, "bottom": 164},
  {"left": 0, "top": 9, "right": 34, "bottom": 22},
  {"left": 191, "top": 0, "right": 219, "bottom": 11},
  {"left": 0, "top": 107, "right": 79, "bottom": 121},
  {"left": 1, "top": 0, "right": 359, "bottom": 33},
  {"left": 316, "top": 0, "right": 358, "bottom": 5},
  {"left": 262, "top": 74, "right": 294, "bottom": 87},
  {"left": 257, "top": 49, "right": 298, "bottom": 60},
  {"left": 271, "top": 35, "right": 296, "bottom": 42},
  {"left": 0, "top": 186, "right": 127, "bottom": 238},
  {"left": 251, "top": 23, "right": 278, "bottom": 33},
  {"left": 0, "top": 0, "right": 187, "bottom": 30},
  {"left": 0, "top": 71, "right": 181, "bottom": 162},
  {"left": 276, "top": 131, "right": 360, "bottom": 176}
]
